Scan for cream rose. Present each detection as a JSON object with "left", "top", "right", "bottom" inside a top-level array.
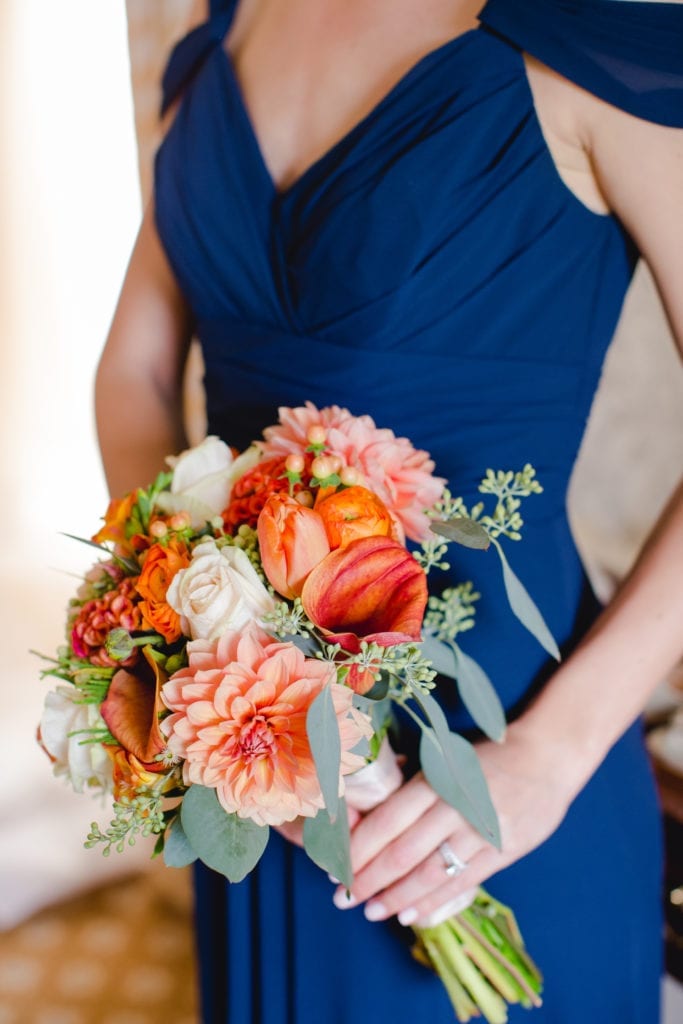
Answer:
[
  {"left": 166, "top": 538, "right": 276, "bottom": 640},
  {"left": 39, "top": 687, "right": 113, "bottom": 793},
  {"left": 156, "top": 437, "right": 263, "bottom": 529}
]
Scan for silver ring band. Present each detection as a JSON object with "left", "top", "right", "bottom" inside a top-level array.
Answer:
[{"left": 438, "top": 841, "right": 468, "bottom": 877}]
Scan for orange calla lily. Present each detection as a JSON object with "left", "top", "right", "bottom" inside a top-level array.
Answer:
[
  {"left": 315, "top": 485, "right": 395, "bottom": 550},
  {"left": 300, "top": 535, "right": 427, "bottom": 651},
  {"left": 257, "top": 493, "right": 331, "bottom": 599},
  {"left": 100, "top": 647, "right": 167, "bottom": 766}
]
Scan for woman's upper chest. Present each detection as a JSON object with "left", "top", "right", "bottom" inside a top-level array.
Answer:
[{"left": 223, "top": 0, "right": 607, "bottom": 212}]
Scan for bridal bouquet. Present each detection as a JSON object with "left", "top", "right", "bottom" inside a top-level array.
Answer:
[{"left": 37, "top": 402, "right": 555, "bottom": 1023}]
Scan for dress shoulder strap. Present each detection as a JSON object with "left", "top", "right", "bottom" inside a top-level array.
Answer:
[
  {"left": 160, "top": 3, "right": 237, "bottom": 116},
  {"left": 479, "top": 0, "right": 683, "bottom": 128}
]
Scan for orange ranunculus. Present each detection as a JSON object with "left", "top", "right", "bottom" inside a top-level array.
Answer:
[
  {"left": 92, "top": 491, "right": 138, "bottom": 550},
  {"left": 257, "top": 494, "right": 331, "bottom": 599},
  {"left": 301, "top": 535, "right": 428, "bottom": 650},
  {"left": 135, "top": 540, "right": 190, "bottom": 642},
  {"left": 314, "top": 485, "right": 395, "bottom": 550},
  {"left": 100, "top": 647, "right": 168, "bottom": 766}
]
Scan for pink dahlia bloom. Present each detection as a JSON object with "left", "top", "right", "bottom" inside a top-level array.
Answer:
[
  {"left": 261, "top": 402, "right": 444, "bottom": 542},
  {"left": 160, "top": 624, "right": 373, "bottom": 826}
]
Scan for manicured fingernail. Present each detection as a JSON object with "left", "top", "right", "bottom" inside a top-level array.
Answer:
[
  {"left": 364, "top": 901, "right": 387, "bottom": 922},
  {"left": 333, "top": 890, "right": 357, "bottom": 910},
  {"left": 328, "top": 875, "right": 340, "bottom": 884},
  {"left": 398, "top": 907, "right": 418, "bottom": 926}
]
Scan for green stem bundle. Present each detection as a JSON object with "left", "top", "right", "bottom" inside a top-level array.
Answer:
[{"left": 412, "top": 889, "right": 543, "bottom": 1023}]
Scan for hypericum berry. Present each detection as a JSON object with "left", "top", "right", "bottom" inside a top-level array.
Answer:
[
  {"left": 306, "top": 424, "right": 327, "bottom": 447},
  {"left": 169, "top": 512, "right": 191, "bottom": 531},
  {"left": 339, "top": 465, "right": 361, "bottom": 487},
  {"left": 294, "top": 490, "right": 314, "bottom": 507},
  {"left": 311, "top": 455, "right": 337, "bottom": 480},
  {"left": 149, "top": 520, "right": 168, "bottom": 539},
  {"left": 285, "top": 453, "right": 306, "bottom": 475}
]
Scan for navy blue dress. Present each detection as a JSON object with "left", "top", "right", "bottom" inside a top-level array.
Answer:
[{"left": 154, "top": 2, "right": 683, "bottom": 1020}]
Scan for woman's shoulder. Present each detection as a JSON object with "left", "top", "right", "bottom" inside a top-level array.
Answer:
[{"left": 478, "top": 0, "right": 683, "bottom": 128}]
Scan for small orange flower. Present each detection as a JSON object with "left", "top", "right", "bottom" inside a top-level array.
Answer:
[
  {"left": 257, "top": 494, "right": 330, "bottom": 599},
  {"left": 92, "top": 491, "right": 138, "bottom": 551},
  {"left": 315, "top": 485, "right": 395, "bottom": 550},
  {"left": 135, "top": 540, "right": 191, "bottom": 642},
  {"left": 107, "top": 748, "right": 174, "bottom": 803}
]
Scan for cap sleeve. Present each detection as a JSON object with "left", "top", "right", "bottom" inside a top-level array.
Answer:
[
  {"left": 160, "top": 11, "right": 233, "bottom": 116},
  {"left": 478, "top": 0, "right": 683, "bottom": 128}
]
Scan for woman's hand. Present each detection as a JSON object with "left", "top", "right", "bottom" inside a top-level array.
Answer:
[{"left": 332, "top": 722, "right": 574, "bottom": 927}]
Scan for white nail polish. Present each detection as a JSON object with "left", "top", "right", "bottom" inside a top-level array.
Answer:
[
  {"left": 364, "top": 902, "right": 387, "bottom": 922},
  {"left": 333, "top": 890, "right": 357, "bottom": 910},
  {"left": 328, "top": 875, "right": 340, "bottom": 884},
  {"left": 398, "top": 907, "right": 418, "bottom": 926}
]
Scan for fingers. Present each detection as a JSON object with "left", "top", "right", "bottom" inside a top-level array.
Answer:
[
  {"left": 413, "top": 887, "right": 478, "bottom": 928},
  {"left": 348, "top": 825, "right": 485, "bottom": 921},
  {"left": 346, "top": 773, "right": 439, "bottom": 875},
  {"left": 400, "top": 844, "right": 504, "bottom": 926}
]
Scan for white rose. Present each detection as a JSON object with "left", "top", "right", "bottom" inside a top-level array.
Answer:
[
  {"left": 166, "top": 538, "right": 275, "bottom": 640},
  {"left": 156, "top": 437, "right": 263, "bottom": 529},
  {"left": 39, "top": 687, "right": 113, "bottom": 794}
]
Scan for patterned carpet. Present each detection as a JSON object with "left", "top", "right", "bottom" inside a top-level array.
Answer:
[{"left": 0, "top": 861, "right": 198, "bottom": 1024}]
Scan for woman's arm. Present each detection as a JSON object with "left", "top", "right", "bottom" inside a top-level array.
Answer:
[
  {"left": 96, "top": 2, "right": 212, "bottom": 495},
  {"left": 333, "top": 105, "right": 683, "bottom": 926},
  {"left": 95, "top": 201, "right": 193, "bottom": 496}
]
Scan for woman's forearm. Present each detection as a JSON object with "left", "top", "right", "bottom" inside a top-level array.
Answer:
[{"left": 516, "top": 475, "right": 683, "bottom": 797}]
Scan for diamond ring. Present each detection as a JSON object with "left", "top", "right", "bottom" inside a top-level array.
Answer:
[{"left": 438, "top": 841, "right": 468, "bottom": 877}]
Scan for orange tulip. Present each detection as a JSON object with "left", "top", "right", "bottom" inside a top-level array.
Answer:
[
  {"left": 315, "top": 485, "right": 395, "bottom": 550},
  {"left": 301, "top": 535, "right": 428, "bottom": 653},
  {"left": 257, "top": 494, "right": 331, "bottom": 599}
]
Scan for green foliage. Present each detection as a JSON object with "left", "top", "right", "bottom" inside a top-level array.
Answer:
[
  {"left": 162, "top": 815, "right": 198, "bottom": 868},
  {"left": 217, "top": 524, "right": 266, "bottom": 578},
  {"left": 303, "top": 799, "right": 353, "bottom": 889},
  {"left": 477, "top": 466, "right": 542, "bottom": 541},
  {"left": 85, "top": 784, "right": 169, "bottom": 855},
  {"left": 180, "top": 784, "right": 269, "bottom": 882},
  {"left": 34, "top": 647, "right": 114, "bottom": 704},
  {"left": 452, "top": 644, "right": 506, "bottom": 743},
  {"left": 306, "top": 685, "right": 342, "bottom": 822},
  {"left": 263, "top": 597, "right": 314, "bottom": 639},
  {"left": 491, "top": 539, "right": 560, "bottom": 661},
  {"left": 424, "top": 583, "right": 480, "bottom": 643}
]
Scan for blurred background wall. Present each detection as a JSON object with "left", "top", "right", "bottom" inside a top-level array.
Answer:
[{"left": 2, "top": 0, "right": 682, "bottom": 935}]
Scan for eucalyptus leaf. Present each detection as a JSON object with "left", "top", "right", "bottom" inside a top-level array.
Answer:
[
  {"left": 430, "top": 518, "right": 491, "bottom": 550},
  {"left": 303, "top": 799, "right": 353, "bottom": 889},
  {"left": 180, "top": 785, "right": 269, "bottom": 882},
  {"left": 453, "top": 644, "right": 507, "bottom": 743},
  {"left": 407, "top": 682, "right": 452, "bottom": 740},
  {"left": 420, "top": 728, "right": 501, "bottom": 849},
  {"left": 420, "top": 632, "right": 459, "bottom": 679},
  {"left": 279, "top": 634, "right": 319, "bottom": 657},
  {"left": 492, "top": 539, "right": 561, "bottom": 661},
  {"left": 163, "top": 816, "right": 198, "bottom": 868},
  {"left": 306, "top": 685, "right": 341, "bottom": 822}
]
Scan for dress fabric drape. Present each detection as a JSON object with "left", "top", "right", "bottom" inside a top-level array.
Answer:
[{"left": 154, "top": 1, "right": 681, "bottom": 1019}]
